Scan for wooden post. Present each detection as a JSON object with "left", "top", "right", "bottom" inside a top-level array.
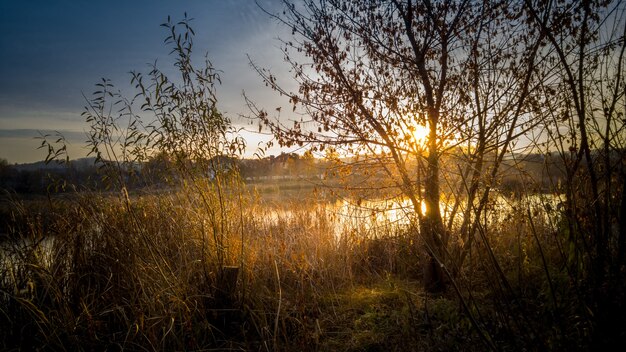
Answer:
[{"left": 217, "top": 266, "right": 239, "bottom": 303}]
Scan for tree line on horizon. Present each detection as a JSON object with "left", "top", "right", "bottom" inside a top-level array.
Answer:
[{"left": 1, "top": 146, "right": 595, "bottom": 196}]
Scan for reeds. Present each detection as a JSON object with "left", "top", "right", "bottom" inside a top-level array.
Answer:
[
  {"left": 0, "top": 183, "right": 407, "bottom": 350},
  {"left": 0, "top": 181, "right": 609, "bottom": 351}
]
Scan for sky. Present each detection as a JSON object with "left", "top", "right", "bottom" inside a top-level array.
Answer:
[{"left": 0, "top": 0, "right": 297, "bottom": 163}]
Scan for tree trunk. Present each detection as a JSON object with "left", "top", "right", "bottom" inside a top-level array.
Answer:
[
  {"left": 422, "top": 126, "right": 446, "bottom": 292},
  {"left": 618, "top": 173, "right": 626, "bottom": 267}
]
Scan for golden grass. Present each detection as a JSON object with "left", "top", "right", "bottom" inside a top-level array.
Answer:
[{"left": 0, "top": 183, "right": 600, "bottom": 351}]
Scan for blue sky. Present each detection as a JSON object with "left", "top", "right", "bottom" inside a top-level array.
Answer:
[{"left": 0, "top": 0, "right": 294, "bottom": 163}]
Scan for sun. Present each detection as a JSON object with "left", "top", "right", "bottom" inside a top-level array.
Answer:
[{"left": 408, "top": 124, "right": 429, "bottom": 149}]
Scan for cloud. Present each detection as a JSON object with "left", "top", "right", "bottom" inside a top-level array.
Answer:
[{"left": 0, "top": 129, "right": 87, "bottom": 143}]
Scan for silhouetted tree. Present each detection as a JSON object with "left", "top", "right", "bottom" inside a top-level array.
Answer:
[
  {"left": 525, "top": 0, "right": 626, "bottom": 347},
  {"left": 251, "top": 0, "right": 547, "bottom": 293}
]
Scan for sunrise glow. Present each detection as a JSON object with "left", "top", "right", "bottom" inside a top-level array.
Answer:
[{"left": 410, "top": 123, "right": 430, "bottom": 149}]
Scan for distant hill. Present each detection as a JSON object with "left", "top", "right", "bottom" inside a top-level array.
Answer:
[{"left": 12, "top": 157, "right": 100, "bottom": 172}]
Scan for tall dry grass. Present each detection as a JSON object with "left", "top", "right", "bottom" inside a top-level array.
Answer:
[
  {"left": 0, "top": 181, "right": 419, "bottom": 351},
  {"left": 0, "top": 183, "right": 601, "bottom": 351}
]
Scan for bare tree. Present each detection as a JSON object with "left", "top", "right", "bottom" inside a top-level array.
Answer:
[
  {"left": 526, "top": 0, "right": 626, "bottom": 276},
  {"left": 250, "top": 0, "right": 547, "bottom": 292},
  {"left": 525, "top": 0, "right": 626, "bottom": 344}
]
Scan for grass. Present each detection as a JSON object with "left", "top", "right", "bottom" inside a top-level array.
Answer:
[{"left": 0, "top": 180, "right": 619, "bottom": 351}]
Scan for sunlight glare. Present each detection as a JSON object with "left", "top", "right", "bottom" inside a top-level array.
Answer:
[
  {"left": 410, "top": 124, "right": 429, "bottom": 149},
  {"left": 420, "top": 200, "right": 427, "bottom": 216}
]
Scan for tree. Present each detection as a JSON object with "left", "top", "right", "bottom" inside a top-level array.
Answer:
[
  {"left": 251, "top": 0, "right": 546, "bottom": 292},
  {"left": 524, "top": 0, "right": 626, "bottom": 346},
  {"left": 527, "top": 0, "right": 626, "bottom": 272}
]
